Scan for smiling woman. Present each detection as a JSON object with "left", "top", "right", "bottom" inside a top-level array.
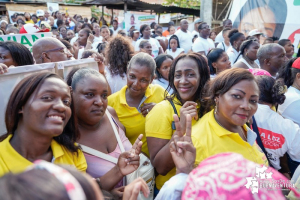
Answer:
[
  {"left": 191, "top": 68, "right": 268, "bottom": 166},
  {"left": 0, "top": 72, "right": 86, "bottom": 177}
]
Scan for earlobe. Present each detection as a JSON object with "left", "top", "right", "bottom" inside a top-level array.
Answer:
[{"left": 18, "top": 107, "right": 23, "bottom": 114}]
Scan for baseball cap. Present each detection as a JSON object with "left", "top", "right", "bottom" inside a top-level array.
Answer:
[
  {"left": 194, "top": 18, "right": 202, "bottom": 24},
  {"left": 36, "top": 10, "right": 45, "bottom": 17},
  {"left": 248, "top": 29, "right": 263, "bottom": 36},
  {"left": 19, "top": 24, "right": 50, "bottom": 34}
]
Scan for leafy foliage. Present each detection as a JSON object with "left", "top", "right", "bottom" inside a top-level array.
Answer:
[{"left": 163, "top": 0, "right": 201, "bottom": 9}]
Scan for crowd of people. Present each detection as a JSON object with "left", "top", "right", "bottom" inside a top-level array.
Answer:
[{"left": 0, "top": 9, "right": 300, "bottom": 200}]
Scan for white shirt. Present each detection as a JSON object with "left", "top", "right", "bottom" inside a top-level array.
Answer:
[
  {"left": 278, "top": 86, "right": 300, "bottom": 126},
  {"left": 166, "top": 48, "right": 184, "bottom": 59},
  {"left": 70, "top": 35, "right": 78, "bottom": 45},
  {"left": 216, "top": 41, "right": 231, "bottom": 52},
  {"left": 191, "top": 30, "right": 199, "bottom": 38},
  {"left": 254, "top": 104, "right": 300, "bottom": 170},
  {"left": 153, "top": 78, "right": 173, "bottom": 94},
  {"left": 215, "top": 31, "right": 224, "bottom": 43},
  {"left": 192, "top": 37, "right": 215, "bottom": 55},
  {"left": 227, "top": 46, "right": 241, "bottom": 65},
  {"left": 175, "top": 29, "right": 193, "bottom": 53},
  {"left": 112, "top": 27, "right": 122, "bottom": 36},
  {"left": 134, "top": 38, "right": 161, "bottom": 58},
  {"left": 105, "top": 66, "right": 127, "bottom": 94}
]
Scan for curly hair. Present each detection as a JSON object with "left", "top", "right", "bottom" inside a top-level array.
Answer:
[{"left": 105, "top": 35, "right": 134, "bottom": 77}]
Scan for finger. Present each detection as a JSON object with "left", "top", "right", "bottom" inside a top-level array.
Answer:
[
  {"left": 131, "top": 134, "right": 143, "bottom": 155},
  {"left": 126, "top": 154, "right": 140, "bottom": 162},
  {"left": 185, "top": 114, "right": 192, "bottom": 137},
  {"left": 182, "top": 101, "right": 197, "bottom": 108},
  {"left": 139, "top": 179, "right": 149, "bottom": 198},
  {"left": 128, "top": 161, "right": 140, "bottom": 165},
  {"left": 177, "top": 141, "right": 196, "bottom": 154},
  {"left": 170, "top": 141, "right": 176, "bottom": 153},
  {"left": 134, "top": 141, "right": 143, "bottom": 155},
  {"left": 173, "top": 114, "right": 183, "bottom": 137},
  {"left": 128, "top": 182, "right": 141, "bottom": 200}
]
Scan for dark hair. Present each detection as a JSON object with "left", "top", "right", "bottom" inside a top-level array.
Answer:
[
  {"left": 150, "top": 22, "right": 156, "bottom": 29},
  {"left": 232, "top": 0, "right": 287, "bottom": 38},
  {"left": 271, "top": 36, "right": 279, "bottom": 42},
  {"left": 139, "top": 40, "right": 151, "bottom": 48},
  {"left": 112, "top": 19, "right": 118, "bottom": 24},
  {"left": 156, "top": 25, "right": 162, "bottom": 30},
  {"left": 69, "top": 68, "right": 103, "bottom": 91},
  {"left": 155, "top": 54, "right": 174, "bottom": 79},
  {"left": 17, "top": 19, "right": 26, "bottom": 25},
  {"left": 0, "top": 165, "right": 98, "bottom": 200},
  {"left": 57, "top": 19, "right": 64, "bottom": 27},
  {"left": 278, "top": 39, "right": 291, "bottom": 47},
  {"left": 1, "top": 72, "right": 79, "bottom": 153},
  {"left": 82, "top": 23, "right": 92, "bottom": 30},
  {"left": 203, "top": 68, "right": 256, "bottom": 109},
  {"left": 100, "top": 25, "right": 109, "bottom": 32},
  {"left": 197, "top": 22, "right": 207, "bottom": 30},
  {"left": 239, "top": 39, "right": 258, "bottom": 55},
  {"left": 109, "top": 28, "right": 113, "bottom": 36},
  {"left": 31, "top": 14, "right": 37, "bottom": 19},
  {"left": 228, "top": 29, "right": 244, "bottom": 46},
  {"left": 81, "top": 49, "right": 97, "bottom": 59},
  {"left": 105, "top": 35, "right": 134, "bottom": 77},
  {"left": 222, "top": 27, "right": 231, "bottom": 34},
  {"left": 256, "top": 75, "right": 286, "bottom": 105},
  {"left": 209, "top": 31, "right": 217, "bottom": 37},
  {"left": 207, "top": 48, "right": 226, "bottom": 75},
  {"left": 60, "top": 39, "right": 72, "bottom": 50},
  {"left": 263, "top": 37, "right": 274, "bottom": 44},
  {"left": 168, "top": 52, "right": 210, "bottom": 118},
  {"left": 130, "top": 29, "right": 138, "bottom": 38},
  {"left": 140, "top": 24, "right": 150, "bottom": 37},
  {"left": 0, "top": 41, "right": 34, "bottom": 66},
  {"left": 96, "top": 42, "right": 107, "bottom": 54},
  {"left": 297, "top": 47, "right": 300, "bottom": 58},
  {"left": 168, "top": 35, "right": 181, "bottom": 49},
  {"left": 74, "top": 22, "right": 83, "bottom": 33},
  {"left": 79, "top": 28, "right": 92, "bottom": 36},
  {"left": 277, "top": 58, "right": 300, "bottom": 87},
  {"left": 223, "top": 19, "right": 232, "bottom": 26}
]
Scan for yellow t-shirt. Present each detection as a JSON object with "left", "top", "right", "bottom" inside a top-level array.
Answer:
[
  {"left": 145, "top": 97, "right": 199, "bottom": 189},
  {"left": 0, "top": 134, "right": 87, "bottom": 177},
  {"left": 192, "top": 110, "right": 268, "bottom": 166},
  {"left": 108, "top": 84, "right": 165, "bottom": 157},
  {"left": 25, "top": 20, "right": 34, "bottom": 24}
]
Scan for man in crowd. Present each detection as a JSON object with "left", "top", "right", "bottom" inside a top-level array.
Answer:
[
  {"left": 191, "top": 18, "right": 202, "bottom": 38},
  {"left": 215, "top": 19, "right": 232, "bottom": 44},
  {"left": 175, "top": 19, "right": 193, "bottom": 53},
  {"left": 162, "top": 21, "right": 174, "bottom": 37},
  {"left": 248, "top": 29, "right": 263, "bottom": 43},
  {"left": 257, "top": 43, "right": 287, "bottom": 78},
  {"left": 112, "top": 20, "right": 121, "bottom": 36},
  {"left": 192, "top": 22, "right": 215, "bottom": 55},
  {"left": 36, "top": 10, "right": 45, "bottom": 26}
]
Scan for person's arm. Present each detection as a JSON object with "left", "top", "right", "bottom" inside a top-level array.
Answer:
[
  {"left": 85, "top": 33, "right": 94, "bottom": 50},
  {"left": 232, "top": 61, "right": 249, "bottom": 69}
]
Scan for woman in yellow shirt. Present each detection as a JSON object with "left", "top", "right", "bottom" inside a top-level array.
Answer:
[
  {"left": 146, "top": 52, "right": 210, "bottom": 191},
  {"left": 24, "top": 12, "right": 34, "bottom": 24},
  {"left": 108, "top": 52, "right": 165, "bottom": 156},
  {"left": 0, "top": 72, "right": 86, "bottom": 177},
  {"left": 191, "top": 68, "right": 268, "bottom": 166}
]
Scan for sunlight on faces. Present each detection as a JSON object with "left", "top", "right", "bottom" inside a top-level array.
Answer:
[
  {"left": 217, "top": 80, "right": 259, "bottom": 127},
  {"left": 127, "top": 64, "right": 154, "bottom": 97},
  {"left": 174, "top": 58, "right": 200, "bottom": 103},
  {"left": 72, "top": 75, "right": 108, "bottom": 126},
  {"left": 20, "top": 78, "right": 72, "bottom": 137}
]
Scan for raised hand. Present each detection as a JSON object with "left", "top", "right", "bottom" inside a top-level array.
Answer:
[
  {"left": 87, "top": 33, "right": 95, "bottom": 44},
  {"left": 170, "top": 114, "right": 196, "bottom": 174},
  {"left": 90, "top": 52, "right": 105, "bottom": 74},
  {"left": 179, "top": 101, "right": 198, "bottom": 131},
  {"left": 140, "top": 103, "right": 156, "bottom": 117},
  {"left": 117, "top": 134, "right": 143, "bottom": 176},
  {"left": 123, "top": 177, "right": 149, "bottom": 200},
  {"left": 0, "top": 63, "right": 9, "bottom": 74}
]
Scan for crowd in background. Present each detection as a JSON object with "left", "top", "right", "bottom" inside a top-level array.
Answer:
[{"left": 0, "top": 9, "right": 300, "bottom": 200}]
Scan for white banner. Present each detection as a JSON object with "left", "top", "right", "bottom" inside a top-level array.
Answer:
[
  {"left": 47, "top": 3, "right": 59, "bottom": 13},
  {"left": 124, "top": 12, "right": 156, "bottom": 32}
]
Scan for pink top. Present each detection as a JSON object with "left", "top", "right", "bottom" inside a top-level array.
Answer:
[{"left": 84, "top": 114, "right": 132, "bottom": 188}]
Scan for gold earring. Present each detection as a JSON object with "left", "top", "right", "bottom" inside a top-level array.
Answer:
[{"left": 214, "top": 105, "right": 217, "bottom": 114}]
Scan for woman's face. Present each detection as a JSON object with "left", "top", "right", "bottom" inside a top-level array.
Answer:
[
  {"left": 142, "top": 26, "right": 151, "bottom": 38},
  {"left": 245, "top": 41, "right": 260, "bottom": 60},
  {"left": 239, "top": 7, "right": 276, "bottom": 38},
  {"left": 174, "top": 57, "right": 200, "bottom": 103},
  {"left": 20, "top": 78, "right": 72, "bottom": 137},
  {"left": 76, "top": 23, "right": 83, "bottom": 33},
  {"left": 127, "top": 64, "right": 153, "bottom": 97},
  {"left": 141, "top": 42, "right": 152, "bottom": 56},
  {"left": 0, "top": 47, "right": 18, "bottom": 66},
  {"left": 217, "top": 79, "right": 259, "bottom": 127},
  {"left": 284, "top": 41, "right": 294, "bottom": 58},
  {"left": 78, "top": 30, "right": 88, "bottom": 46},
  {"left": 60, "top": 27, "right": 67, "bottom": 38},
  {"left": 210, "top": 32, "right": 217, "bottom": 40},
  {"left": 72, "top": 75, "right": 108, "bottom": 126},
  {"left": 170, "top": 39, "right": 178, "bottom": 50},
  {"left": 24, "top": 12, "right": 30, "bottom": 19},
  {"left": 213, "top": 52, "right": 231, "bottom": 73},
  {"left": 93, "top": 23, "right": 100, "bottom": 35},
  {"left": 67, "top": 30, "right": 75, "bottom": 39},
  {"left": 169, "top": 26, "right": 175, "bottom": 35},
  {"left": 32, "top": 16, "right": 38, "bottom": 24},
  {"left": 101, "top": 28, "right": 110, "bottom": 40},
  {"left": 235, "top": 35, "right": 246, "bottom": 51},
  {"left": 158, "top": 58, "right": 173, "bottom": 81}
]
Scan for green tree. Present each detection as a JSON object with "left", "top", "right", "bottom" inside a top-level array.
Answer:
[{"left": 163, "top": 0, "right": 200, "bottom": 9}]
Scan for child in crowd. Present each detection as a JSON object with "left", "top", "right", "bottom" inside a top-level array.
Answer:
[{"left": 165, "top": 35, "right": 185, "bottom": 59}]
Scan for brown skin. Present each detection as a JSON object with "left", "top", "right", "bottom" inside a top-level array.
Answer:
[
  {"left": 233, "top": 41, "right": 260, "bottom": 69},
  {"left": 233, "top": 35, "right": 246, "bottom": 52},
  {"left": 78, "top": 30, "right": 89, "bottom": 46},
  {"left": 147, "top": 57, "right": 199, "bottom": 175},
  {"left": 10, "top": 78, "right": 72, "bottom": 163},
  {"left": 157, "top": 58, "right": 173, "bottom": 81},
  {"left": 140, "top": 42, "right": 152, "bottom": 56},
  {"left": 126, "top": 64, "right": 155, "bottom": 117},
  {"left": 67, "top": 30, "right": 75, "bottom": 40},
  {"left": 59, "top": 27, "right": 67, "bottom": 39},
  {"left": 142, "top": 26, "right": 151, "bottom": 39},
  {"left": 0, "top": 47, "right": 18, "bottom": 67},
  {"left": 93, "top": 23, "right": 101, "bottom": 37},
  {"left": 215, "top": 80, "right": 259, "bottom": 139},
  {"left": 180, "top": 19, "right": 189, "bottom": 32},
  {"left": 101, "top": 27, "right": 110, "bottom": 42},
  {"left": 260, "top": 46, "right": 287, "bottom": 76},
  {"left": 212, "top": 52, "right": 231, "bottom": 74},
  {"left": 284, "top": 41, "right": 294, "bottom": 59}
]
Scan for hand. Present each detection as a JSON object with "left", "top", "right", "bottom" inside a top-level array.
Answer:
[
  {"left": 89, "top": 52, "right": 105, "bottom": 74},
  {"left": 87, "top": 33, "right": 94, "bottom": 43},
  {"left": 111, "top": 186, "right": 125, "bottom": 200},
  {"left": 123, "top": 177, "right": 149, "bottom": 200},
  {"left": 140, "top": 103, "right": 156, "bottom": 117},
  {"left": 179, "top": 101, "right": 198, "bottom": 131},
  {"left": 73, "top": 41, "right": 80, "bottom": 59},
  {"left": 170, "top": 114, "right": 196, "bottom": 174},
  {"left": 0, "top": 63, "right": 9, "bottom": 74},
  {"left": 117, "top": 134, "right": 143, "bottom": 176}
]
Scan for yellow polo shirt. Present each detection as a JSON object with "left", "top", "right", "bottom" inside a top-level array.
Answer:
[
  {"left": 0, "top": 134, "right": 87, "bottom": 177},
  {"left": 108, "top": 84, "right": 165, "bottom": 157},
  {"left": 192, "top": 110, "right": 268, "bottom": 166},
  {"left": 146, "top": 97, "right": 199, "bottom": 189}
]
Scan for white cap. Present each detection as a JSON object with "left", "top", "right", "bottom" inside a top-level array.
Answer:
[
  {"left": 36, "top": 10, "right": 45, "bottom": 17},
  {"left": 248, "top": 29, "right": 263, "bottom": 36}
]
